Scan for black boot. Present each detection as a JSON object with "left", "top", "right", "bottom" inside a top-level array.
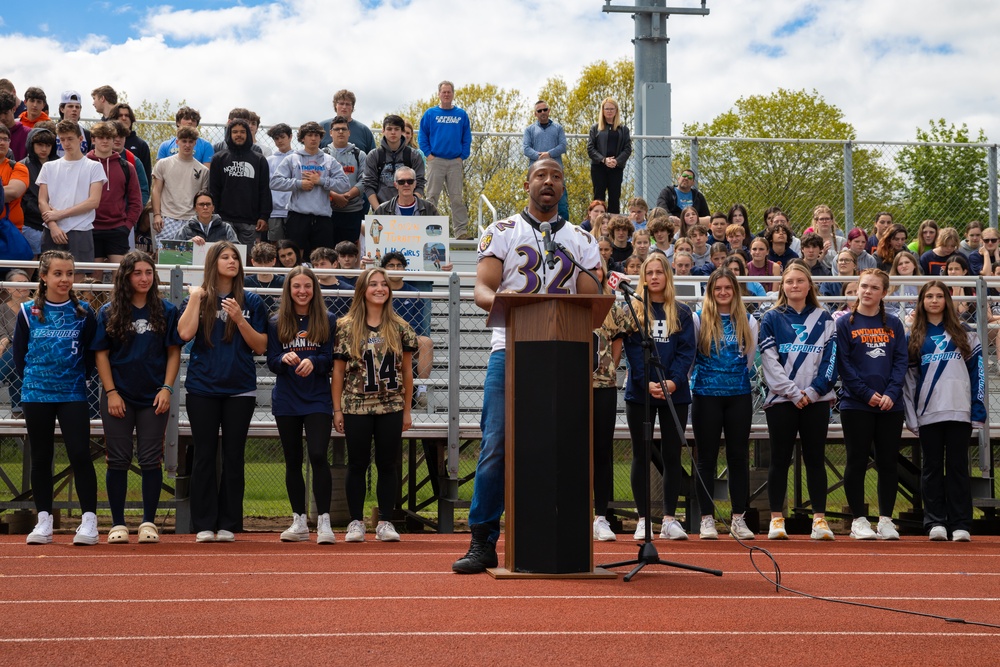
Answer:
[{"left": 452, "top": 524, "right": 498, "bottom": 574}]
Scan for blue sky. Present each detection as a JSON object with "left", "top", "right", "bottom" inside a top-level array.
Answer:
[{"left": 1, "top": 0, "right": 997, "bottom": 142}]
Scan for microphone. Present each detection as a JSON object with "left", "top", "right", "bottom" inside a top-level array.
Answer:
[
  {"left": 607, "top": 271, "right": 638, "bottom": 297},
  {"left": 540, "top": 221, "right": 557, "bottom": 270}
]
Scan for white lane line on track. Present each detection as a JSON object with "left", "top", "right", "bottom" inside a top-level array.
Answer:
[
  {"left": 2, "top": 570, "right": 999, "bottom": 578},
  {"left": 1, "top": 595, "right": 998, "bottom": 605},
  {"left": 1, "top": 550, "right": 998, "bottom": 560},
  {"left": 2, "top": 630, "right": 998, "bottom": 643}
]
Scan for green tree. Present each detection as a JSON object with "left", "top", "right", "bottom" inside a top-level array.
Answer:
[
  {"left": 896, "top": 119, "right": 990, "bottom": 230},
  {"left": 396, "top": 84, "right": 529, "bottom": 233},
  {"left": 132, "top": 97, "right": 187, "bottom": 164},
  {"left": 538, "top": 58, "right": 634, "bottom": 219},
  {"left": 683, "top": 88, "right": 902, "bottom": 234}
]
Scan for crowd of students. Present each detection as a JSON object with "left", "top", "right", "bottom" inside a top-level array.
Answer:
[
  {"left": 15, "top": 247, "right": 419, "bottom": 546},
  {"left": 585, "top": 194, "right": 988, "bottom": 543}
]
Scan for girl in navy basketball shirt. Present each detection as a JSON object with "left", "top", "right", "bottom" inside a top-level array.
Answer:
[
  {"left": 15, "top": 251, "right": 99, "bottom": 545},
  {"left": 903, "top": 280, "right": 985, "bottom": 542},
  {"left": 758, "top": 262, "right": 838, "bottom": 541},
  {"left": 622, "top": 253, "right": 696, "bottom": 541},
  {"left": 177, "top": 241, "right": 267, "bottom": 543},
  {"left": 691, "top": 267, "right": 758, "bottom": 541},
  {"left": 92, "top": 251, "right": 183, "bottom": 544},
  {"left": 333, "top": 267, "right": 417, "bottom": 544},
  {"left": 267, "top": 266, "right": 337, "bottom": 545},
  {"left": 836, "top": 269, "right": 908, "bottom": 541}
]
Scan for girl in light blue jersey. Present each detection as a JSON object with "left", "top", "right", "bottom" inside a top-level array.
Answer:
[
  {"left": 904, "top": 280, "right": 985, "bottom": 542},
  {"left": 14, "top": 251, "right": 98, "bottom": 545},
  {"left": 691, "top": 268, "right": 758, "bottom": 540},
  {"left": 758, "top": 262, "right": 838, "bottom": 541}
]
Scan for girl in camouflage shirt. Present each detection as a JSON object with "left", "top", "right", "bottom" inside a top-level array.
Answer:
[{"left": 332, "top": 267, "right": 417, "bottom": 543}]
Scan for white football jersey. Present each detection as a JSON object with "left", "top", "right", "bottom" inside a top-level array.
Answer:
[{"left": 478, "top": 212, "right": 601, "bottom": 352}]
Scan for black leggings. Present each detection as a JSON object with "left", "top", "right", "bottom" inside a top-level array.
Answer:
[
  {"left": 919, "top": 420, "right": 973, "bottom": 532},
  {"left": 765, "top": 401, "right": 830, "bottom": 514},
  {"left": 276, "top": 413, "right": 333, "bottom": 515},
  {"left": 841, "top": 409, "right": 904, "bottom": 518},
  {"left": 344, "top": 411, "right": 403, "bottom": 522},
  {"left": 187, "top": 394, "right": 256, "bottom": 533},
  {"left": 23, "top": 401, "right": 96, "bottom": 514},
  {"left": 593, "top": 387, "right": 617, "bottom": 516},
  {"left": 626, "top": 401, "right": 689, "bottom": 517},
  {"left": 692, "top": 393, "right": 752, "bottom": 516}
]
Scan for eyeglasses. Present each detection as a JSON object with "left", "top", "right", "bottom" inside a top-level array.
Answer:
[
  {"left": 814, "top": 217, "right": 833, "bottom": 222},
  {"left": 331, "top": 127, "right": 349, "bottom": 132},
  {"left": 837, "top": 258, "right": 856, "bottom": 264},
  {"left": 395, "top": 179, "right": 415, "bottom": 186},
  {"left": 196, "top": 201, "right": 213, "bottom": 207},
  {"left": 535, "top": 108, "right": 549, "bottom": 113},
  {"left": 680, "top": 173, "right": 694, "bottom": 179}
]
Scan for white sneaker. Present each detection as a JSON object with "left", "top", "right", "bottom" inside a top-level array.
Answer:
[
  {"left": 952, "top": 530, "right": 971, "bottom": 542},
  {"left": 345, "top": 519, "right": 365, "bottom": 543},
  {"left": 928, "top": 525, "right": 948, "bottom": 541},
  {"left": 633, "top": 518, "right": 647, "bottom": 540},
  {"left": 26, "top": 511, "right": 53, "bottom": 545},
  {"left": 593, "top": 516, "right": 616, "bottom": 541},
  {"left": 876, "top": 517, "right": 899, "bottom": 540},
  {"left": 699, "top": 516, "right": 718, "bottom": 540},
  {"left": 376, "top": 521, "right": 400, "bottom": 542},
  {"left": 196, "top": 530, "right": 216, "bottom": 543},
  {"left": 811, "top": 517, "right": 835, "bottom": 541},
  {"left": 768, "top": 517, "right": 788, "bottom": 540},
  {"left": 850, "top": 517, "right": 877, "bottom": 540},
  {"left": 215, "top": 529, "right": 235, "bottom": 542},
  {"left": 73, "top": 512, "right": 99, "bottom": 546},
  {"left": 660, "top": 519, "right": 688, "bottom": 540},
  {"left": 316, "top": 513, "right": 336, "bottom": 544},
  {"left": 730, "top": 514, "right": 755, "bottom": 540},
  {"left": 280, "top": 513, "right": 309, "bottom": 542}
]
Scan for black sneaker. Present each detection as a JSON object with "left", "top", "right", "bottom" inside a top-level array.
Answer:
[{"left": 452, "top": 525, "right": 497, "bottom": 574}]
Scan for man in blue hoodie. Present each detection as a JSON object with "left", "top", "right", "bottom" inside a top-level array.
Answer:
[
  {"left": 419, "top": 81, "right": 471, "bottom": 240},
  {"left": 209, "top": 118, "right": 272, "bottom": 251}
]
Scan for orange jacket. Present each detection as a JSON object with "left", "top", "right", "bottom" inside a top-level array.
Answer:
[{"left": 0, "top": 159, "right": 30, "bottom": 229}]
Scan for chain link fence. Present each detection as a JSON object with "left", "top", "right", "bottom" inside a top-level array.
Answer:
[{"left": 1, "top": 271, "right": 997, "bottom": 533}]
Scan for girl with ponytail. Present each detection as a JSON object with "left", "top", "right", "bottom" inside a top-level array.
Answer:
[
  {"left": 15, "top": 251, "right": 99, "bottom": 545},
  {"left": 835, "top": 269, "right": 909, "bottom": 540}
]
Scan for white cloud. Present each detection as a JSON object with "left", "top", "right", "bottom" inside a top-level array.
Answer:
[{"left": 2, "top": 0, "right": 999, "bottom": 145}]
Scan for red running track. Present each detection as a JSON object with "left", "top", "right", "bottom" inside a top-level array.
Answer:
[{"left": 0, "top": 534, "right": 998, "bottom": 666}]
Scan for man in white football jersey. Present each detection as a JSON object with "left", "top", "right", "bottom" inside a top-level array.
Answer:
[{"left": 452, "top": 158, "right": 602, "bottom": 574}]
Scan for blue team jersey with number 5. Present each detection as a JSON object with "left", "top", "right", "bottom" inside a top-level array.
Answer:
[{"left": 15, "top": 300, "right": 97, "bottom": 403}]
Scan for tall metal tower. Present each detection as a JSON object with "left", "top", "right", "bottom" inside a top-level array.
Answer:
[{"left": 602, "top": 0, "right": 709, "bottom": 200}]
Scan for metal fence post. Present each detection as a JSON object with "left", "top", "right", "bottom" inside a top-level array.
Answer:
[
  {"left": 438, "top": 272, "right": 462, "bottom": 533},
  {"left": 989, "top": 145, "right": 998, "bottom": 229},
  {"left": 843, "top": 141, "right": 854, "bottom": 233},
  {"left": 975, "top": 278, "right": 992, "bottom": 496},
  {"left": 689, "top": 137, "right": 699, "bottom": 181},
  {"left": 166, "top": 267, "right": 190, "bottom": 532}
]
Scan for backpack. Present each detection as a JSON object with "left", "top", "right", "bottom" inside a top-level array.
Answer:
[{"left": 376, "top": 145, "right": 414, "bottom": 181}]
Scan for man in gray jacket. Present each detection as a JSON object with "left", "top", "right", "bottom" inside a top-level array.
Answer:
[
  {"left": 523, "top": 100, "right": 568, "bottom": 220},
  {"left": 363, "top": 114, "right": 425, "bottom": 212}
]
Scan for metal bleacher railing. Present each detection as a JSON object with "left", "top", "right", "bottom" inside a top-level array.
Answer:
[{"left": 0, "top": 263, "right": 997, "bottom": 533}]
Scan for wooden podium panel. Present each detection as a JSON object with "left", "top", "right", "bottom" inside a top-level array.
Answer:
[{"left": 485, "top": 293, "right": 616, "bottom": 579}]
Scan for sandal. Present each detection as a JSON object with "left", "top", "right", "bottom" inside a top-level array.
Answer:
[
  {"left": 108, "top": 525, "right": 130, "bottom": 544},
  {"left": 138, "top": 522, "right": 159, "bottom": 544}
]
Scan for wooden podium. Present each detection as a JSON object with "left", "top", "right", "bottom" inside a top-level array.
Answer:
[{"left": 485, "top": 293, "right": 617, "bottom": 579}]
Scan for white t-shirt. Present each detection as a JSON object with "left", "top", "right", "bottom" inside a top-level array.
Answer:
[
  {"left": 152, "top": 155, "right": 209, "bottom": 220},
  {"left": 478, "top": 212, "right": 602, "bottom": 352},
  {"left": 36, "top": 157, "right": 108, "bottom": 233}
]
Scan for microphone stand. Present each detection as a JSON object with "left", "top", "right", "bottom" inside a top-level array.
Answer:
[{"left": 598, "top": 283, "right": 722, "bottom": 582}]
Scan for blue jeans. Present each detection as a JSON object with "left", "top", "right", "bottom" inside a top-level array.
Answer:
[{"left": 468, "top": 350, "right": 506, "bottom": 543}]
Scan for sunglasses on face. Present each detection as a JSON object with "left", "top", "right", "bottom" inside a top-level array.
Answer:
[{"left": 395, "top": 179, "right": 415, "bottom": 186}]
